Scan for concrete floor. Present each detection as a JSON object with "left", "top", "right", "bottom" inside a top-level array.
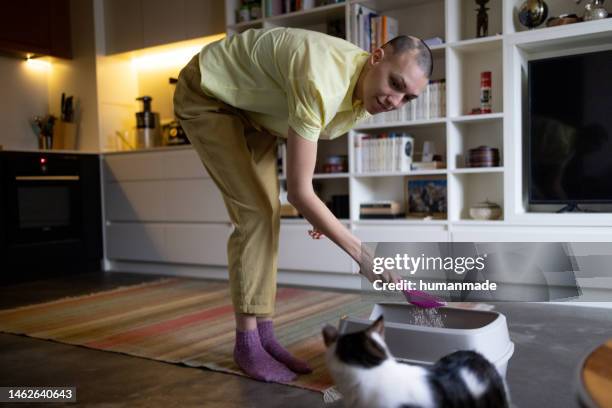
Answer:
[{"left": 0, "top": 271, "right": 610, "bottom": 407}]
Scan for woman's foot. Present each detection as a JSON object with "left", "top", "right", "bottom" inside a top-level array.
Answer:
[
  {"left": 257, "top": 320, "right": 313, "bottom": 374},
  {"left": 233, "top": 328, "right": 297, "bottom": 383}
]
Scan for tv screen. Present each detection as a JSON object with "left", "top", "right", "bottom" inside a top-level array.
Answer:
[{"left": 528, "top": 50, "right": 612, "bottom": 205}]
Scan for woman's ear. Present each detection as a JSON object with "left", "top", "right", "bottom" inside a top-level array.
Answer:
[{"left": 371, "top": 47, "right": 385, "bottom": 64}]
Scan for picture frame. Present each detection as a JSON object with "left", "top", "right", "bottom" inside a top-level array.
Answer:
[{"left": 404, "top": 175, "right": 447, "bottom": 219}]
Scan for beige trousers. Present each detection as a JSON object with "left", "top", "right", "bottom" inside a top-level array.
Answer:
[{"left": 174, "top": 55, "right": 280, "bottom": 316}]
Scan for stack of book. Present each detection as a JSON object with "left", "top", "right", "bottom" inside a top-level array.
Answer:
[
  {"left": 362, "top": 79, "right": 446, "bottom": 125},
  {"left": 354, "top": 132, "right": 413, "bottom": 173},
  {"left": 265, "top": 0, "right": 317, "bottom": 16},
  {"left": 351, "top": 4, "right": 398, "bottom": 51},
  {"left": 360, "top": 201, "right": 404, "bottom": 219}
]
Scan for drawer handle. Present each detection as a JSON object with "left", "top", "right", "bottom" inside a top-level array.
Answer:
[{"left": 16, "top": 175, "right": 80, "bottom": 181}]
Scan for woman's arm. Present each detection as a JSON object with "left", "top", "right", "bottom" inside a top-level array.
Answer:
[
  {"left": 285, "top": 127, "right": 361, "bottom": 262},
  {"left": 285, "top": 127, "right": 399, "bottom": 284}
]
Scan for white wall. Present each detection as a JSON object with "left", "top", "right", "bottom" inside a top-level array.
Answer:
[
  {"left": 0, "top": 57, "right": 49, "bottom": 150},
  {"left": 48, "top": 0, "right": 100, "bottom": 152}
]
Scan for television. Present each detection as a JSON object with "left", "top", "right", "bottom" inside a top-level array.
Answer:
[{"left": 528, "top": 50, "right": 612, "bottom": 210}]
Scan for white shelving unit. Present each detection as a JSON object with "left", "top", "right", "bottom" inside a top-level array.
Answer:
[{"left": 222, "top": 0, "right": 612, "bottom": 244}]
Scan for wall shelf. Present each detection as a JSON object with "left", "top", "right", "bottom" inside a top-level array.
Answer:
[
  {"left": 354, "top": 169, "right": 447, "bottom": 178},
  {"left": 354, "top": 117, "right": 446, "bottom": 131},
  {"left": 448, "top": 35, "right": 503, "bottom": 53},
  {"left": 451, "top": 167, "right": 504, "bottom": 174},
  {"left": 221, "top": 0, "right": 612, "bottom": 251},
  {"left": 450, "top": 113, "right": 504, "bottom": 123}
]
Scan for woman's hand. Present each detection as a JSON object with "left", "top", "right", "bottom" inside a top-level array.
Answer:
[
  {"left": 359, "top": 244, "right": 402, "bottom": 284},
  {"left": 308, "top": 228, "right": 324, "bottom": 239}
]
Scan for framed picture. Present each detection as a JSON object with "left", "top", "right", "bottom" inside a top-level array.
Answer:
[{"left": 405, "top": 175, "right": 447, "bottom": 218}]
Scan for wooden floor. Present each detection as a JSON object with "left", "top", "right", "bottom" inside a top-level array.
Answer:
[
  {"left": 1, "top": 271, "right": 612, "bottom": 407},
  {"left": 0, "top": 272, "right": 337, "bottom": 408}
]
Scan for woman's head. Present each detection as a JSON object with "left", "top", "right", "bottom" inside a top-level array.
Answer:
[{"left": 355, "top": 36, "right": 433, "bottom": 115}]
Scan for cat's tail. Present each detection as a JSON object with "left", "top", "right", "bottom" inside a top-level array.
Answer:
[{"left": 428, "top": 350, "right": 509, "bottom": 408}]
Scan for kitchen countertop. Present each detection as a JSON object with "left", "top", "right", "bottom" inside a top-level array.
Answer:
[
  {"left": 0, "top": 145, "right": 193, "bottom": 155},
  {"left": 0, "top": 148, "right": 99, "bottom": 155},
  {"left": 102, "top": 144, "right": 193, "bottom": 155}
]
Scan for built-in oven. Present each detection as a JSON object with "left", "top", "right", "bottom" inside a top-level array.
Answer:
[
  {"left": 5, "top": 154, "right": 82, "bottom": 245},
  {"left": 0, "top": 151, "right": 103, "bottom": 284}
]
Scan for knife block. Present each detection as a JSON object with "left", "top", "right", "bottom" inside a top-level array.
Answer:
[{"left": 54, "top": 121, "right": 77, "bottom": 150}]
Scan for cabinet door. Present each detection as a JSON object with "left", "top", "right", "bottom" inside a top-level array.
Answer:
[
  {"left": 354, "top": 226, "right": 450, "bottom": 243},
  {"left": 106, "top": 223, "right": 166, "bottom": 261},
  {"left": 104, "top": 0, "right": 144, "bottom": 54},
  {"left": 0, "top": 2, "right": 49, "bottom": 51},
  {"left": 184, "top": 0, "right": 226, "bottom": 40},
  {"left": 103, "top": 153, "right": 164, "bottom": 182},
  {"left": 0, "top": 0, "right": 71, "bottom": 58},
  {"left": 105, "top": 181, "right": 166, "bottom": 221},
  {"left": 163, "top": 149, "right": 210, "bottom": 179},
  {"left": 142, "top": 0, "right": 185, "bottom": 48},
  {"left": 164, "top": 179, "right": 230, "bottom": 222},
  {"left": 278, "top": 224, "right": 352, "bottom": 273},
  {"left": 166, "top": 223, "right": 231, "bottom": 265}
]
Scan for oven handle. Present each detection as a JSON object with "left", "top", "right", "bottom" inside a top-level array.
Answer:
[{"left": 15, "top": 175, "right": 80, "bottom": 181}]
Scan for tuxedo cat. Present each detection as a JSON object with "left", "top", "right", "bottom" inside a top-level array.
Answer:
[{"left": 323, "top": 316, "right": 509, "bottom": 408}]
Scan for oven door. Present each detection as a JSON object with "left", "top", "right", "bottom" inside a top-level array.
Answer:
[{"left": 7, "top": 175, "right": 82, "bottom": 245}]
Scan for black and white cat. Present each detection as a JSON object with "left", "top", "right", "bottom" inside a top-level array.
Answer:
[{"left": 323, "top": 316, "right": 509, "bottom": 408}]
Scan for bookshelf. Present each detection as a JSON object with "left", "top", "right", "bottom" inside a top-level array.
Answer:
[{"left": 223, "top": 0, "right": 612, "bottom": 239}]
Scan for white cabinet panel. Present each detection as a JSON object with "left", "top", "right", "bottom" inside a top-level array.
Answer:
[
  {"left": 104, "top": 153, "right": 164, "bottom": 182},
  {"left": 166, "top": 224, "right": 231, "bottom": 265},
  {"left": 163, "top": 149, "right": 210, "bottom": 179},
  {"left": 452, "top": 228, "right": 612, "bottom": 242},
  {"left": 106, "top": 181, "right": 165, "bottom": 221},
  {"left": 106, "top": 223, "right": 166, "bottom": 261},
  {"left": 184, "top": 0, "right": 226, "bottom": 39},
  {"left": 164, "top": 179, "right": 229, "bottom": 222},
  {"left": 278, "top": 224, "right": 352, "bottom": 273},
  {"left": 104, "top": 0, "right": 144, "bottom": 55},
  {"left": 354, "top": 226, "right": 450, "bottom": 242},
  {"left": 142, "top": 0, "right": 185, "bottom": 48}
]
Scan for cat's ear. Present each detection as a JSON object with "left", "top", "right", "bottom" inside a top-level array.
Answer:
[
  {"left": 368, "top": 315, "right": 385, "bottom": 337},
  {"left": 322, "top": 324, "right": 339, "bottom": 347}
]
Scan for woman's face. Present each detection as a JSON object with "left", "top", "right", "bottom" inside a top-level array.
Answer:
[{"left": 362, "top": 48, "right": 429, "bottom": 115}]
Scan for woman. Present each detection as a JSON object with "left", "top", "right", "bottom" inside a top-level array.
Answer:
[{"left": 174, "top": 27, "right": 432, "bottom": 382}]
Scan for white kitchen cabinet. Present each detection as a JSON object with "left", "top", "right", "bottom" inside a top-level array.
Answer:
[
  {"left": 142, "top": 0, "right": 186, "bottom": 48},
  {"left": 184, "top": 0, "right": 226, "bottom": 41},
  {"left": 165, "top": 223, "right": 232, "bottom": 265},
  {"left": 104, "top": 0, "right": 144, "bottom": 55},
  {"left": 103, "top": 151, "right": 165, "bottom": 182},
  {"left": 163, "top": 149, "right": 210, "bottom": 179},
  {"left": 353, "top": 225, "right": 450, "bottom": 243},
  {"left": 164, "top": 179, "right": 229, "bottom": 222},
  {"left": 105, "top": 180, "right": 166, "bottom": 221},
  {"left": 278, "top": 224, "right": 352, "bottom": 273},
  {"left": 103, "top": 0, "right": 225, "bottom": 55},
  {"left": 451, "top": 227, "right": 612, "bottom": 242},
  {"left": 106, "top": 223, "right": 166, "bottom": 262}
]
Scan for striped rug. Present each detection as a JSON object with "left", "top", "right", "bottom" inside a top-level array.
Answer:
[{"left": 0, "top": 278, "right": 372, "bottom": 399}]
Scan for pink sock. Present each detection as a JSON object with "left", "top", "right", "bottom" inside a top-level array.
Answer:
[
  {"left": 257, "top": 320, "right": 313, "bottom": 374},
  {"left": 234, "top": 329, "right": 297, "bottom": 383}
]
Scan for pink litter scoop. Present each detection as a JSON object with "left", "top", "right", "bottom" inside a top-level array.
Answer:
[{"left": 402, "top": 289, "right": 446, "bottom": 309}]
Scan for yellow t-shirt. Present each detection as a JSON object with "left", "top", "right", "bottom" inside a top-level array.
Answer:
[{"left": 198, "top": 27, "right": 371, "bottom": 142}]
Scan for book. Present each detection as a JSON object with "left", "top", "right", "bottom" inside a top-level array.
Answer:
[
  {"left": 360, "top": 201, "right": 403, "bottom": 217},
  {"left": 411, "top": 161, "right": 446, "bottom": 170}
]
